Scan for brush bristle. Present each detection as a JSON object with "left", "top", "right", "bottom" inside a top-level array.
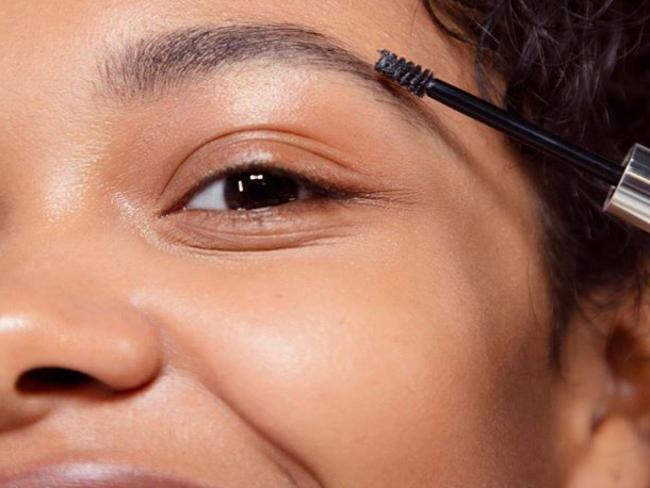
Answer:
[{"left": 375, "top": 50, "right": 434, "bottom": 98}]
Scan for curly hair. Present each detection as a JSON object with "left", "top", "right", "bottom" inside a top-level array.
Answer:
[{"left": 422, "top": 0, "right": 650, "bottom": 363}]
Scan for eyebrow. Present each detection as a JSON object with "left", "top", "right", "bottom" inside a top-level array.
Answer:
[{"left": 95, "top": 22, "right": 440, "bottom": 133}]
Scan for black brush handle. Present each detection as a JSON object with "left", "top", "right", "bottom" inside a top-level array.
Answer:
[{"left": 427, "top": 79, "right": 623, "bottom": 186}]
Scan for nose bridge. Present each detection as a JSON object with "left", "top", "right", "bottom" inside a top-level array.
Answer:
[
  {"left": 3, "top": 215, "right": 138, "bottom": 296},
  {"left": 0, "top": 54, "right": 112, "bottom": 230}
]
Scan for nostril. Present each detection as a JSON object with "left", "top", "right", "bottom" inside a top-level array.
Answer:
[{"left": 16, "top": 367, "right": 98, "bottom": 393}]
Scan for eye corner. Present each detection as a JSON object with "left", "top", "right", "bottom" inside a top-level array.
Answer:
[
  {"left": 158, "top": 198, "right": 190, "bottom": 218},
  {"left": 158, "top": 175, "right": 218, "bottom": 217}
]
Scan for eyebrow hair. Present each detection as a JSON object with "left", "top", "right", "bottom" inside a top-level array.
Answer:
[{"left": 95, "top": 22, "right": 440, "bottom": 133}]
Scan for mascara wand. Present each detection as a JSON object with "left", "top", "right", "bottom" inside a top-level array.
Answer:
[{"left": 375, "top": 49, "right": 650, "bottom": 234}]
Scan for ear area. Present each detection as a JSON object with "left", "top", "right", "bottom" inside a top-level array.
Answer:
[
  {"left": 605, "top": 301, "right": 650, "bottom": 422},
  {"left": 562, "top": 292, "right": 650, "bottom": 488},
  {"left": 567, "top": 417, "right": 650, "bottom": 488}
]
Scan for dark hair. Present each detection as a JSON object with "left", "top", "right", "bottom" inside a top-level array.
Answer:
[{"left": 422, "top": 1, "right": 650, "bottom": 363}]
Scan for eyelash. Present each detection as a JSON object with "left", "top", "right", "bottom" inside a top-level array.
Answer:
[{"left": 162, "top": 160, "right": 357, "bottom": 216}]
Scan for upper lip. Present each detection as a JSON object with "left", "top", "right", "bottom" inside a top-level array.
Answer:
[{"left": 0, "top": 462, "right": 216, "bottom": 488}]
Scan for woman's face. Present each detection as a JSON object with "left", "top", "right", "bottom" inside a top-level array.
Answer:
[{"left": 0, "top": 1, "right": 580, "bottom": 486}]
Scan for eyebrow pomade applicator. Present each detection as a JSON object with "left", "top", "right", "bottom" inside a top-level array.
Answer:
[{"left": 375, "top": 50, "right": 650, "bottom": 235}]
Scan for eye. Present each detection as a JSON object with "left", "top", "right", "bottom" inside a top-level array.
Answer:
[
  {"left": 180, "top": 164, "right": 343, "bottom": 213},
  {"left": 153, "top": 141, "right": 389, "bottom": 252}
]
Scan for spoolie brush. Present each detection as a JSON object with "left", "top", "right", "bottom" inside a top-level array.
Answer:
[
  {"left": 375, "top": 50, "right": 435, "bottom": 97},
  {"left": 375, "top": 49, "right": 650, "bottom": 235}
]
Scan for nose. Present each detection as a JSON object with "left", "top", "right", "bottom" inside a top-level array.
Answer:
[{"left": 0, "top": 279, "right": 163, "bottom": 431}]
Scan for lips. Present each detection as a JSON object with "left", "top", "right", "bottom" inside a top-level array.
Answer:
[{"left": 0, "top": 462, "right": 214, "bottom": 488}]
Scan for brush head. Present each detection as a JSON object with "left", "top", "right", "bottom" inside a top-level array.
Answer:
[{"left": 374, "top": 50, "right": 435, "bottom": 97}]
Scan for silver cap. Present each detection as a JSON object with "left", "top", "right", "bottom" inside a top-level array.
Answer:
[{"left": 603, "top": 144, "right": 650, "bottom": 233}]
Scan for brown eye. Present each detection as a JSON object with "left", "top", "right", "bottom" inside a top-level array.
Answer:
[{"left": 185, "top": 169, "right": 312, "bottom": 211}]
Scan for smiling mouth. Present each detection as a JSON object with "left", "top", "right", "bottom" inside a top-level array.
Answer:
[{"left": 0, "top": 462, "right": 217, "bottom": 488}]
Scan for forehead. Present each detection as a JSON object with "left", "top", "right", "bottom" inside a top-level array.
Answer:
[
  {"left": 0, "top": 0, "right": 467, "bottom": 101},
  {"left": 0, "top": 0, "right": 431, "bottom": 41}
]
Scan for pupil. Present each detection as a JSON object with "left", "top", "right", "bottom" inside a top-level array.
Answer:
[{"left": 224, "top": 171, "right": 300, "bottom": 210}]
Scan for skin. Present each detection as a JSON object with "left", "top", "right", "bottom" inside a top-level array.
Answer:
[{"left": 0, "top": 1, "right": 648, "bottom": 487}]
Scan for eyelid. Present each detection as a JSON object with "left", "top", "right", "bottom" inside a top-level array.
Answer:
[{"left": 155, "top": 130, "right": 386, "bottom": 217}]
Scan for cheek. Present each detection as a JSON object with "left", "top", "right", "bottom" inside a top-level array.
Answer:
[{"left": 131, "top": 208, "right": 554, "bottom": 486}]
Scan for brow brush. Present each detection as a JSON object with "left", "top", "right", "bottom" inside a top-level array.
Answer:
[{"left": 375, "top": 49, "right": 650, "bottom": 235}]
